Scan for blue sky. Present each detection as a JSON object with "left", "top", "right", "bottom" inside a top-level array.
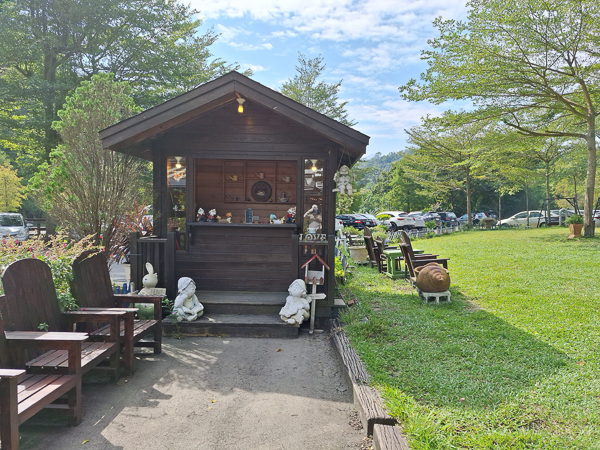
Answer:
[{"left": 193, "top": 0, "right": 468, "bottom": 157}]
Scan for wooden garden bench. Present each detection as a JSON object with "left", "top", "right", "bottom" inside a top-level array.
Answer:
[
  {"left": 0, "top": 306, "right": 86, "bottom": 450},
  {"left": 1, "top": 259, "right": 123, "bottom": 381},
  {"left": 399, "top": 231, "right": 449, "bottom": 283},
  {"left": 71, "top": 250, "right": 163, "bottom": 375}
]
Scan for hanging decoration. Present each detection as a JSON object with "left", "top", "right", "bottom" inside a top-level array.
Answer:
[{"left": 332, "top": 165, "right": 354, "bottom": 196}]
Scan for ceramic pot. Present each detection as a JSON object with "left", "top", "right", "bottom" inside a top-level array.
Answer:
[
  {"left": 348, "top": 246, "right": 369, "bottom": 262},
  {"left": 569, "top": 223, "right": 583, "bottom": 238}
]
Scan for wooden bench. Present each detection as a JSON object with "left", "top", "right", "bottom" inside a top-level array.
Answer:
[
  {"left": 1, "top": 259, "right": 123, "bottom": 381},
  {"left": 0, "top": 312, "right": 86, "bottom": 450},
  {"left": 71, "top": 250, "right": 163, "bottom": 375}
]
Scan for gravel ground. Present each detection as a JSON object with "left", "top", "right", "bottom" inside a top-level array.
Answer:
[{"left": 18, "top": 333, "right": 368, "bottom": 450}]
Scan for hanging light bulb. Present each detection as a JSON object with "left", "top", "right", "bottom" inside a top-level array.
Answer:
[
  {"left": 311, "top": 159, "right": 318, "bottom": 171},
  {"left": 237, "top": 98, "right": 245, "bottom": 113},
  {"left": 175, "top": 156, "right": 182, "bottom": 169}
]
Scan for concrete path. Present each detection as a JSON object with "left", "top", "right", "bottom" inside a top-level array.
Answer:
[{"left": 19, "top": 334, "right": 367, "bottom": 450}]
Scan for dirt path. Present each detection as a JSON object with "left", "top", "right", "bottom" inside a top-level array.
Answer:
[{"left": 19, "top": 334, "right": 367, "bottom": 450}]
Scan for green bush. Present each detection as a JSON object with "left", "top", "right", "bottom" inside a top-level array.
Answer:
[
  {"left": 0, "top": 232, "right": 100, "bottom": 310},
  {"left": 424, "top": 220, "right": 437, "bottom": 229},
  {"left": 565, "top": 214, "right": 583, "bottom": 224},
  {"left": 376, "top": 213, "right": 391, "bottom": 221}
]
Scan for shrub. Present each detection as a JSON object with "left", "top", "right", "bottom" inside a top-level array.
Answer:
[
  {"left": 376, "top": 214, "right": 391, "bottom": 221},
  {"left": 424, "top": 220, "right": 437, "bottom": 229},
  {"left": 565, "top": 214, "right": 583, "bottom": 224},
  {"left": 0, "top": 232, "right": 100, "bottom": 310}
]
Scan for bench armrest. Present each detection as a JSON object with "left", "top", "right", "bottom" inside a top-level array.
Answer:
[
  {"left": 61, "top": 312, "right": 124, "bottom": 342},
  {"left": 114, "top": 294, "right": 164, "bottom": 321},
  {"left": 0, "top": 369, "right": 25, "bottom": 378}
]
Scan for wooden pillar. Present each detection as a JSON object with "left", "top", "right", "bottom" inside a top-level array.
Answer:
[{"left": 166, "top": 232, "right": 177, "bottom": 299}]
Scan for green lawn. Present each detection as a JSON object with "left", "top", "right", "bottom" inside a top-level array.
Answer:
[{"left": 339, "top": 227, "right": 600, "bottom": 449}]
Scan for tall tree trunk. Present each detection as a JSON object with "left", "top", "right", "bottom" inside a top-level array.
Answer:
[
  {"left": 466, "top": 171, "right": 472, "bottom": 226},
  {"left": 43, "top": 52, "right": 60, "bottom": 161},
  {"left": 583, "top": 114, "right": 597, "bottom": 236},
  {"left": 545, "top": 160, "right": 551, "bottom": 226}
]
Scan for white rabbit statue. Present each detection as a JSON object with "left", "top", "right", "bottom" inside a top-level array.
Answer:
[{"left": 140, "top": 263, "right": 158, "bottom": 293}]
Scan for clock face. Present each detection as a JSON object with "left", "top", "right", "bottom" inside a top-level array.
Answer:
[{"left": 251, "top": 181, "right": 272, "bottom": 202}]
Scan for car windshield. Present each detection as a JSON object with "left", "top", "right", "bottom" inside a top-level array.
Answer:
[{"left": 0, "top": 214, "right": 24, "bottom": 227}]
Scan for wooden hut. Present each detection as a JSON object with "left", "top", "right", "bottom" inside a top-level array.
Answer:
[{"left": 100, "top": 71, "right": 369, "bottom": 336}]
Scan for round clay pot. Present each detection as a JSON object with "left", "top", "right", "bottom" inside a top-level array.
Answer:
[{"left": 414, "top": 263, "right": 450, "bottom": 292}]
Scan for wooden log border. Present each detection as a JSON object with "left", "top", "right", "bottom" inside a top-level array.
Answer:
[{"left": 330, "top": 319, "right": 410, "bottom": 448}]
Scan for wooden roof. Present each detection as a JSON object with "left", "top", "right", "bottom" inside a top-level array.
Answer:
[{"left": 99, "top": 71, "right": 369, "bottom": 162}]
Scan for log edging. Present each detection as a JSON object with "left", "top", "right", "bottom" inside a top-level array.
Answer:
[{"left": 330, "top": 319, "right": 409, "bottom": 448}]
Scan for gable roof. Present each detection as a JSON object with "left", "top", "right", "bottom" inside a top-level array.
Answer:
[{"left": 99, "top": 71, "right": 369, "bottom": 161}]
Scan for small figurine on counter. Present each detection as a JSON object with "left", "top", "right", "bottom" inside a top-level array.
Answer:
[
  {"left": 196, "top": 207, "right": 206, "bottom": 222},
  {"left": 207, "top": 208, "right": 217, "bottom": 222},
  {"left": 333, "top": 165, "right": 354, "bottom": 196},
  {"left": 286, "top": 207, "right": 296, "bottom": 224},
  {"left": 270, "top": 214, "right": 282, "bottom": 224},
  {"left": 226, "top": 212, "right": 232, "bottom": 223}
]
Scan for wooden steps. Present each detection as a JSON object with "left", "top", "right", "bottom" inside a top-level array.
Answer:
[{"left": 162, "top": 291, "right": 299, "bottom": 338}]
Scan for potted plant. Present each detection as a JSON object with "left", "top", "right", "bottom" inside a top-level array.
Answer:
[{"left": 565, "top": 214, "right": 583, "bottom": 238}]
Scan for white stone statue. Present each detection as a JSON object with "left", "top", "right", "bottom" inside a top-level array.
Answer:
[
  {"left": 279, "top": 279, "right": 311, "bottom": 325},
  {"left": 333, "top": 165, "right": 353, "bottom": 196},
  {"left": 139, "top": 263, "right": 159, "bottom": 295},
  {"left": 172, "top": 277, "right": 204, "bottom": 322}
]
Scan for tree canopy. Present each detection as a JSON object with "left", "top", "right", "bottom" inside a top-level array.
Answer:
[
  {"left": 28, "top": 73, "right": 148, "bottom": 248},
  {"left": 400, "top": 0, "right": 600, "bottom": 234},
  {"left": 0, "top": 0, "right": 243, "bottom": 166},
  {"left": 280, "top": 53, "right": 356, "bottom": 127},
  {"left": 0, "top": 164, "right": 24, "bottom": 211}
]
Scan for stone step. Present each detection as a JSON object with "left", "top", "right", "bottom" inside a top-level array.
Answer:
[
  {"left": 196, "top": 290, "right": 286, "bottom": 316},
  {"left": 162, "top": 313, "right": 299, "bottom": 338}
]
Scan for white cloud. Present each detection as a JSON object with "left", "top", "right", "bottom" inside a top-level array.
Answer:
[
  {"left": 228, "top": 42, "right": 274, "bottom": 51},
  {"left": 241, "top": 64, "right": 267, "bottom": 73},
  {"left": 215, "top": 24, "right": 245, "bottom": 42},
  {"left": 195, "top": 0, "right": 467, "bottom": 43}
]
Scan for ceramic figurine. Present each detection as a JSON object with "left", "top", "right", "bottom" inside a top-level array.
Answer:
[
  {"left": 172, "top": 277, "right": 204, "bottom": 322},
  {"left": 333, "top": 165, "right": 354, "bottom": 196},
  {"left": 304, "top": 204, "right": 322, "bottom": 233},
  {"left": 196, "top": 207, "right": 206, "bottom": 222},
  {"left": 279, "top": 279, "right": 310, "bottom": 325},
  {"left": 207, "top": 208, "right": 217, "bottom": 222},
  {"left": 139, "top": 263, "right": 158, "bottom": 295},
  {"left": 286, "top": 207, "right": 296, "bottom": 224},
  {"left": 226, "top": 212, "right": 232, "bottom": 223}
]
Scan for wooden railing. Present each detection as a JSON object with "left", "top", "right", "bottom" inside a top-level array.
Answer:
[{"left": 130, "top": 232, "right": 177, "bottom": 299}]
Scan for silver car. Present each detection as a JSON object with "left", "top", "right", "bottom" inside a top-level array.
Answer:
[{"left": 0, "top": 213, "right": 29, "bottom": 241}]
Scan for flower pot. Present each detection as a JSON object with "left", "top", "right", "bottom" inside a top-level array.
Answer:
[
  {"left": 568, "top": 223, "right": 583, "bottom": 238},
  {"left": 348, "top": 246, "right": 368, "bottom": 263}
]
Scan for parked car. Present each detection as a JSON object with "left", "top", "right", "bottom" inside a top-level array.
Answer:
[
  {"left": 378, "top": 211, "right": 422, "bottom": 231},
  {"left": 437, "top": 211, "right": 459, "bottom": 227},
  {"left": 411, "top": 211, "right": 441, "bottom": 228},
  {"left": 497, "top": 210, "right": 550, "bottom": 227},
  {"left": 0, "top": 213, "right": 29, "bottom": 241},
  {"left": 335, "top": 214, "right": 374, "bottom": 229},
  {"left": 360, "top": 213, "right": 381, "bottom": 226},
  {"left": 458, "top": 212, "right": 488, "bottom": 226}
]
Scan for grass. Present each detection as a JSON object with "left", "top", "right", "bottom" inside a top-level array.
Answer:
[{"left": 338, "top": 227, "right": 600, "bottom": 449}]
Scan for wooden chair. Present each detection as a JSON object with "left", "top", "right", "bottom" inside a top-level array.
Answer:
[
  {"left": 1, "top": 259, "right": 123, "bottom": 381},
  {"left": 71, "top": 250, "right": 163, "bottom": 375},
  {"left": 399, "top": 231, "right": 449, "bottom": 283},
  {"left": 0, "top": 308, "right": 86, "bottom": 450},
  {"left": 363, "top": 235, "right": 379, "bottom": 269}
]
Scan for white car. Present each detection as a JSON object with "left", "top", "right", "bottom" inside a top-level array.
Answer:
[
  {"left": 378, "top": 211, "right": 423, "bottom": 231},
  {"left": 497, "top": 210, "right": 549, "bottom": 228}
]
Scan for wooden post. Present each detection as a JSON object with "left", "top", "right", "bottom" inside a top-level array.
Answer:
[
  {"left": 166, "top": 232, "right": 177, "bottom": 300},
  {"left": 129, "top": 232, "right": 140, "bottom": 293},
  {"left": 0, "top": 375, "right": 19, "bottom": 450}
]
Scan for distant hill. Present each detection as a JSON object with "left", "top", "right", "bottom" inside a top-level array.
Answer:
[{"left": 355, "top": 152, "right": 401, "bottom": 186}]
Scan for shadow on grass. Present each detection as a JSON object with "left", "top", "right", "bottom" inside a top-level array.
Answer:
[{"left": 340, "top": 283, "right": 569, "bottom": 411}]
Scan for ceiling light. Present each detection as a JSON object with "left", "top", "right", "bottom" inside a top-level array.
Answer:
[
  {"left": 237, "top": 98, "right": 245, "bottom": 113},
  {"left": 311, "top": 159, "right": 318, "bottom": 171},
  {"left": 175, "top": 156, "right": 182, "bottom": 169}
]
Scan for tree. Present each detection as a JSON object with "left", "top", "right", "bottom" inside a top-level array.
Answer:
[
  {"left": 404, "top": 115, "right": 491, "bottom": 225},
  {"left": 0, "top": 0, "right": 242, "bottom": 162},
  {"left": 400, "top": 0, "right": 600, "bottom": 235},
  {"left": 280, "top": 53, "right": 356, "bottom": 127},
  {"left": 28, "top": 73, "right": 148, "bottom": 248},
  {"left": 0, "top": 164, "right": 24, "bottom": 211}
]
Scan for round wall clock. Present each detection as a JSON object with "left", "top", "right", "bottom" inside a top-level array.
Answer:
[{"left": 250, "top": 181, "right": 272, "bottom": 202}]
